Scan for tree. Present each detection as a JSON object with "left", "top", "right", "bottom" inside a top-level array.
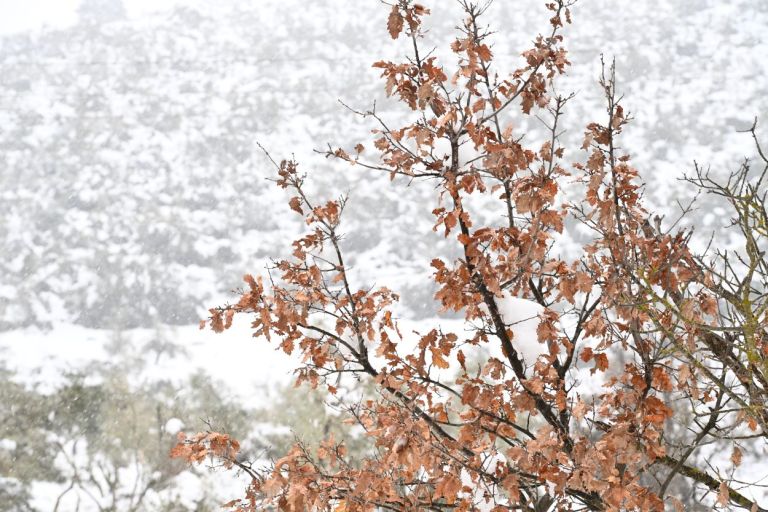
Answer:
[
  {"left": 173, "top": 1, "right": 768, "bottom": 510},
  {"left": 0, "top": 343, "right": 254, "bottom": 511},
  {"left": 250, "top": 382, "right": 372, "bottom": 463}
]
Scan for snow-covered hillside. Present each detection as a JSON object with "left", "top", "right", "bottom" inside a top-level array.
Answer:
[{"left": 1, "top": 0, "right": 765, "bottom": 330}]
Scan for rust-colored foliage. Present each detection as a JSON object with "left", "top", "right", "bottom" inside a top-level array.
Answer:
[
  {"left": 172, "top": 1, "right": 768, "bottom": 511},
  {"left": 170, "top": 431, "right": 241, "bottom": 467}
]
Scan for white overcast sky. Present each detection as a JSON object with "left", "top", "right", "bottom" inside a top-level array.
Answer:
[{"left": 0, "top": 0, "right": 186, "bottom": 34}]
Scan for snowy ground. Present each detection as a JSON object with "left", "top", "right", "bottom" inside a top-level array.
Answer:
[{"left": 0, "top": 320, "right": 296, "bottom": 404}]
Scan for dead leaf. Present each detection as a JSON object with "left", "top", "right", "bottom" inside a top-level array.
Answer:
[{"left": 387, "top": 5, "right": 403, "bottom": 39}]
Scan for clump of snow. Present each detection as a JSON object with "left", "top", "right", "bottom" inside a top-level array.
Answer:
[
  {"left": 0, "top": 438, "right": 17, "bottom": 451},
  {"left": 164, "top": 417, "right": 184, "bottom": 435},
  {"left": 477, "top": 292, "right": 549, "bottom": 369}
]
